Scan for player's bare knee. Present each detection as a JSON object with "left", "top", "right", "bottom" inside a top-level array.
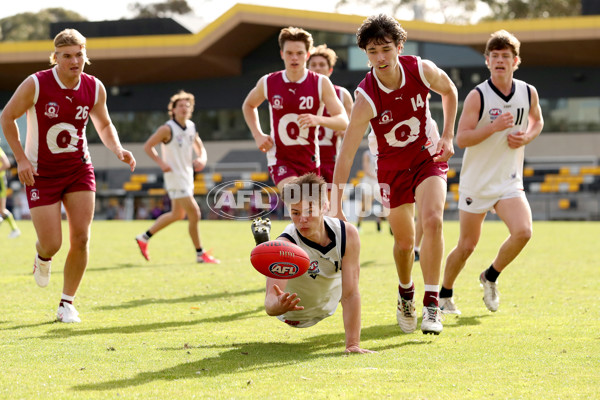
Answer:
[
  {"left": 70, "top": 232, "right": 90, "bottom": 251},
  {"left": 512, "top": 226, "right": 532, "bottom": 244},
  {"left": 39, "top": 240, "right": 61, "bottom": 257}
]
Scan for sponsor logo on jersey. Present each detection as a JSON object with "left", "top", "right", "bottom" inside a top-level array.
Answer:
[
  {"left": 489, "top": 108, "right": 502, "bottom": 121},
  {"left": 30, "top": 188, "right": 40, "bottom": 202},
  {"left": 272, "top": 95, "right": 284, "bottom": 110},
  {"left": 308, "top": 260, "right": 320, "bottom": 279},
  {"left": 379, "top": 110, "right": 393, "bottom": 125},
  {"left": 45, "top": 102, "right": 59, "bottom": 119}
]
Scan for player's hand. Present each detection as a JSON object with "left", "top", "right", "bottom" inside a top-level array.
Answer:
[
  {"left": 273, "top": 284, "right": 304, "bottom": 313},
  {"left": 491, "top": 112, "right": 514, "bottom": 133},
  {"left": 507, "top": 131, "right": 527, "bottom": 149},
  {"left": 193, "top": 157, "right": 206, "bottom": 172},
  {"left": 345, "top": 345, "right": 375, "bottom": 354},
  {"left": 17, "top": 159, "right": 38, "bottom": 186},
  {"left": 297, "top": 113, "right": 319, "bottom": 128},
  {"left": 256, "top": 135, "right": 274, "bottom": 153},
  {"left": 433, "top": 135, "right": 454, "bottom": 163},
  {"left": 117, "top": 148, "right": 136, "bottom": 172},
  {"left": 160, "top": 162, "right": 172, "bottom": 173}
]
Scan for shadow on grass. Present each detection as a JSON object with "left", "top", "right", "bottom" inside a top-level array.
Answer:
[
  {"left": 87, "top": 262, "right": 181, "bottom": 273},
  {"left": 95, "top": 288, "right": 264, "bottom": 310},
  {"left": 29, "top": 306, "right": 264, "bottom": 339},
  {"left": 0, "top": 320, "right": 56, "bottom": 331},
  {"left": 72, "top": 324, "right": 425, "bottom": 392},
  {"left": 444, "top": 314, "right": 492, "bottom": 328}
]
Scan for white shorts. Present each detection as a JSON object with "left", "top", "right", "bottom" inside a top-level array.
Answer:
[
  {"left": 167, "top": 187, "right": 194, "bottom": 200},
  {"left": 458, "top": 190, "right": 526, "bottom": 214}
]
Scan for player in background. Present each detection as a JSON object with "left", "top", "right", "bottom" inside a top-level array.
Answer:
[
  {"left": 331, "top": 14, "right": 457, "bottom": 335},
  {"left": 253, "top": 173, "right": 372, "bottom": 354},
  {"left": 356, "top": 148, "right": 385, "bottom": 232},
  {"left": 0, "top": 29, "right": 136, "bottom": 323},
  {"left": 439, "top": 30, "right": 543, "bottom": 314},
  {"left": 244, "top": 27, "right": 348, "bottom": 243},
  {"left": 242, "top": 27, "right": 348, "bottom": 192},
  {"left": 0, "top": 146, "right": 21, "bottom": 238},
  {"left": 307, "top": 44, "right": 353, "bottom": 183},
  {"left": 135, "top": 91, "right": 220, "bottom": 264}
]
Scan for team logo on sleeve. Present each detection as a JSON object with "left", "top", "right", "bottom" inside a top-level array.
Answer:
[
  {"left": 379, "top": 110, "right": 393, "bottom": 125},
  {"left": 272, "top": 95, "right": 284, "bottom": 110},
  {"left": 44, "top": 103, "right": 59, "bottom": 119}
]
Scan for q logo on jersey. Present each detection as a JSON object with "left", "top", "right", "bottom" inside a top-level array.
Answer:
[
  {"left": 272, "top": 95, "right": 283, "bottom": 110},
  {"left": 45, "top": 103, "right": 59, "bottom": 119},
  {"left": 379, "top": 110, "right": 393, "bottom": 125},
  {"left": 489, "top": 108, "right": 502, "bottom": 121}
]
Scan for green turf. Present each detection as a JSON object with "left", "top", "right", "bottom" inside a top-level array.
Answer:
[{"left": 0, "top": 219, "right": 598, "bottom": 399}]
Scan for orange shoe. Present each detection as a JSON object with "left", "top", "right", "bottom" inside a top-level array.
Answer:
[
  {"left": 135, "top": 235, "right": 150, "bottom": 261},
  {"left": 197, "top": 251, "right": 220, "bottom": 264}
]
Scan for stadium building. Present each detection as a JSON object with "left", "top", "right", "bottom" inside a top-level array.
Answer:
[{"left": 1, "top": 3, "right": 599, "bottom": 220}]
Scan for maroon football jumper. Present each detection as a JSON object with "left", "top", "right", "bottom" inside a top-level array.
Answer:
[{"left": 24, "top": 68, "right": 97, "bottom": 208}]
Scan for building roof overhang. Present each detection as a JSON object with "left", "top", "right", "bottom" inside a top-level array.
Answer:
[{"left": 1, "top": 3, "right": 598, "bottom": 90}]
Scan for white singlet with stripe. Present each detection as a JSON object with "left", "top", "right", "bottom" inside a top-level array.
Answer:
[
  {"left": 459, "top": 78, "right": 531, "bottom": 198},
  {"left": 161, "top": 119, "right": 196, "bottom": 194},
  {"left": 276, "top": 216, "right": 346, "bottom": 328}
]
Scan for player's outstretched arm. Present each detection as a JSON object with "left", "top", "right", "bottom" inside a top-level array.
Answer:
[
  {"left": 264, "top": 278, "right": 304, "bottom": 316},
  {"left": 340, "top": 223, "right": 374, "bottom": 354}
]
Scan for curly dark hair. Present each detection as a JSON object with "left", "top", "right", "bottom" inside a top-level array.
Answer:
[{"left": 356, "top": 14, "right": 407, "bottom": 50}]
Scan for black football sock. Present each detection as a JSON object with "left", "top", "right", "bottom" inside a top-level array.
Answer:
[
  {"left": 484, "top": 265, "right": 500, "bottom": 282},
  {"left": 439, "top": 286, "right": 453, "bottom": 299}
]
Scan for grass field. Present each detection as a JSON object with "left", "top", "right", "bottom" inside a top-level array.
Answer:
[{"left": 0, "top": 219, "right": 598, "bottom": 399}]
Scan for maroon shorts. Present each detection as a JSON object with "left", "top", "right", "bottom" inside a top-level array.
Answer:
[
  {"left": 319, "top": 161, "right": 335, "bottom": 184},
  {"left": 268, "top": 161, "right": 320, "bottom": 187},
  {"left": 378, "top": 159, "right": 448, "bottom": 209},
  {"left": 26, "top": 164, "right": 96, "bottom": 209}
]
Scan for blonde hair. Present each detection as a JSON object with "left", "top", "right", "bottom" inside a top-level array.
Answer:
[
  {"left": 309, "top": 44, "right": 338, "bottom": 69},
  {"left": 50, "top": 29, "right": 90, "bottom": 65},
  {"left": 278, "top": 27, "right": 313, "bottom": 53},
  {"left": 168, "top": 90, "right": 195, "bottom": 117}
]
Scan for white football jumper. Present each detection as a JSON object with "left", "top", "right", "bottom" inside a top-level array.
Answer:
[
  {"left": 276, "top": 216, "right": 346, "bottom": 328},
  {"left": 161, "top": 119, "right": 196, "bottom": 197},
  {"left": 459, "top": 78, "right": 531, "bottom": 199}
]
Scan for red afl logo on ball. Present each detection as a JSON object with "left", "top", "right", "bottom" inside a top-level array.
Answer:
[{"left": 268, "top": 262, "right": 300, "bottom": 278}]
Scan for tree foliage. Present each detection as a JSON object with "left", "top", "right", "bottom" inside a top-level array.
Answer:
[
  {"left": 480, "top": 0, "right": 581, "bottom": 20},
  {"left": 335, "top": 0, "right": 583, "bottom": 23},
  {"left": 128, "top": 0, "right": 193, "bottom": 18},
  {"left": 0, "top": 8, "right": 86, "bottom": 41}
]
